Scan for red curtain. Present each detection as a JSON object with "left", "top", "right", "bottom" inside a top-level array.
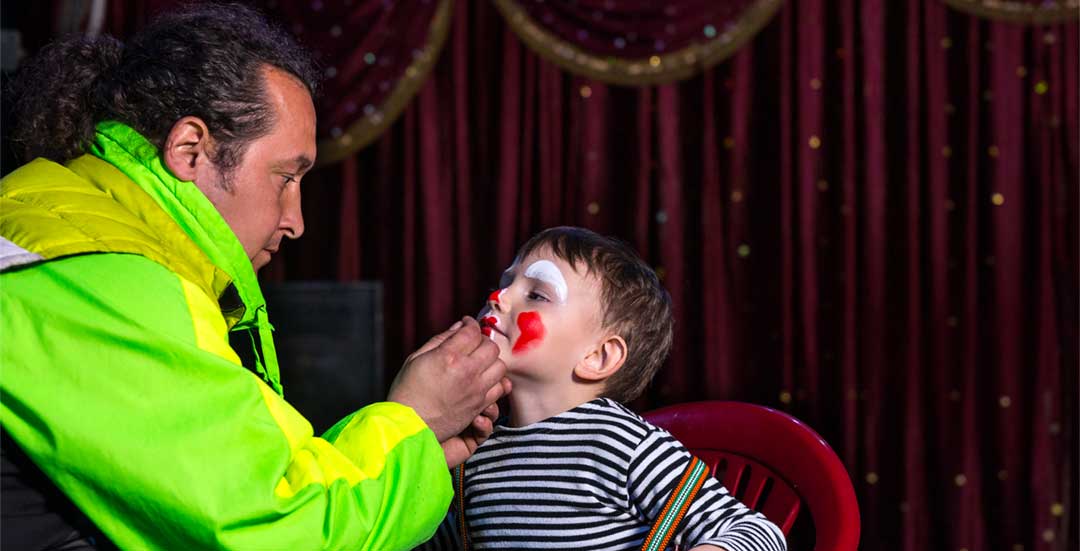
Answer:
[
  {"left": 270, "top": 1, "right": 1078, "bottom": 549},
  {"left": 263, "top": 0, "right": 451, "bottom": 163},
  {"left": 14, "top": 0, "right": 1076, "bottom": 548},
  {"left": 500, "top": 0, "right": 760, "bottom": 57}
]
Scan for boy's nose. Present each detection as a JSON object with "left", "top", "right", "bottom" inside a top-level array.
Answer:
[{"left": 487, "top": 288, "right": 507, "bottom": 312}]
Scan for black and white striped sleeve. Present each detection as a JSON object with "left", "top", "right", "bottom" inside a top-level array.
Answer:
[{"left": 626, "top": 429, "right": 787, "bottom": 551}]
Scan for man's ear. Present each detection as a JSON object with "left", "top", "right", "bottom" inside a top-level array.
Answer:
[
  {"left": 574, "top": 335, "right": 628, "bottom": 382},
  {"left": 162, "top": 116, "right": 212, "bottom": 182}
]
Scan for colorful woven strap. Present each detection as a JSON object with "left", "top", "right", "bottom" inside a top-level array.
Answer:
[
  {"left": 640, "top": 456, "right": 710, "bottom": 551},
  {"left": 455, "top": 464, "right": 469, "bottom": 550}
]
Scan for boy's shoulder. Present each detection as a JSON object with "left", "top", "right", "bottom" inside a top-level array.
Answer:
[
  {"left": 486, "top": 398, "right": 675, "bottom": 448},
  {"left": 591, "top": 399, "right": 693, "bottom": 450},
  {"left": 571, "top": 398, "right": 675, "bottom": 442}
]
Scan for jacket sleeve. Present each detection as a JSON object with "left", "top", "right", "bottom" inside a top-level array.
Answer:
[
  {"left": 627, "top": 430, "right": 787, "bottom": 551},
  {"left": 0, "top": 253, "right": 452, "bottom": 550}
]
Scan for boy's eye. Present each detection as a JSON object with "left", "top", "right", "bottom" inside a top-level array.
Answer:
[{"left": 527, "top": 291, "right": 549, "bottom": 302}]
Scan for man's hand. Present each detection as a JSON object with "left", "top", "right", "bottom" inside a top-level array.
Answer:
[
  {"left": 388, "top": 317, "right": 510, "bottom": 442},
  {"left": 441, "top": 401, "right": 504, "bottom": 468}
]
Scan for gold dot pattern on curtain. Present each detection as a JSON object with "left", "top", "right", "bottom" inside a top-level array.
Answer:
[
  {"left": 491, "top": 0, "right": 786, "bottom": 86},
  {"left": 315, "top": 0, "right": 453, "bottom": 166}
]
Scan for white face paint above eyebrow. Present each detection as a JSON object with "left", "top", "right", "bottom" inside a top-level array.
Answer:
[{"left": 523, "top": 259, "right": 568, "bottom": 302}]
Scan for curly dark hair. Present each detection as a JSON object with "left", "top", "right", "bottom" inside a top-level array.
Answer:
[
  {"left": 516, "top": 227, "right": 674, "bottom": 403},
  {"left": 8, "top": 2, "right": 319, "bottom": 177}
]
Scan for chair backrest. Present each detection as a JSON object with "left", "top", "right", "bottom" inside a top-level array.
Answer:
[{"left": 643, "top": 401, "right": 860, "bottom": 550}]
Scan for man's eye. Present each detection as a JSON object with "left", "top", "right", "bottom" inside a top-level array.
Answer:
[{"left": 281, "top": 175, "right": 297, "bottom": 186}]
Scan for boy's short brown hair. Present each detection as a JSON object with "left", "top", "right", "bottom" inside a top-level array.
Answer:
[{"left": 516, "top": 226, "right": 673, "bottom": 403}]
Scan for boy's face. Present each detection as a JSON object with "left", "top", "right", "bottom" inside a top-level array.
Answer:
[{"left": 478, "top": 247, "right": 605, "bottom": 385}]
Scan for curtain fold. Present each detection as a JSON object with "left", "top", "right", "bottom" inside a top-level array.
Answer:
[
  {"left": 265, "top": 0, "right": 452, "bottom": 164},
  {"left": 941, "top": 0, "right": 1079, "bottom": 25},
  {"left": 492, "top": 0, "right": 785, "bottom": 85}
]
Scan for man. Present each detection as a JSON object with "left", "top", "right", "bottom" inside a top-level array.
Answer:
[{"left": 0, "top": 4, "right": 507, "bottom": 550}]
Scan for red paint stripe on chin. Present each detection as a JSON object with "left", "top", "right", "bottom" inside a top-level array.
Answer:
[{"left": 512, "top": 311, "right": 545, "bottom": 354}]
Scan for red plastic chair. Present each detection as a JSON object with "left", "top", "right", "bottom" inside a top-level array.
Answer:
[{"left": 643, "top": 401, "right": 860, "bottom": 550}]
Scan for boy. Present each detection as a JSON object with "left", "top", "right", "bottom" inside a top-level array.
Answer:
[{"left": 421, "top": 227, "right": 786, "bottom": 551}]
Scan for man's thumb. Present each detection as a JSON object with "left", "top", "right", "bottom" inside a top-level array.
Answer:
[{"left": 413, "top": 319, "right": 465, "bottom": 357}]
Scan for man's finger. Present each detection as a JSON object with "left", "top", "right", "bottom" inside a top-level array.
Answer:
[
  {"left": 436, "top": 316, "right": 486, "bottom": 356},
  {"left": 470, "top": 414, "right": 493, "bottom": 435},
  {"left": 473, "top": 356, "right": 507, "bottom": 393},
  {"left": 411, "top": 320, "right": 465, "bottom": 358},
  {"left": 481, "top": 376, "right": 509, "bottom": 406},
  {"left": 480, "top": 402, "right": 499, "bottom": 421},
  {"left": 466, "top": 338, "right": 500, "bottom": 368}
]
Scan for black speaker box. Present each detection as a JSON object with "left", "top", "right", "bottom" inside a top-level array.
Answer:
[{"left": 261, "top": 281, "right": 384, "bottom": 434}]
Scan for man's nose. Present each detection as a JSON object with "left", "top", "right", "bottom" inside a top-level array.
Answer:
[{"left": 281, "top": 187, "right": 305, "bottom": 239}]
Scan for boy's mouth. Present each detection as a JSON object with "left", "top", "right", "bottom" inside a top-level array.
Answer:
[{"left": 480, "top": 315, "right": 504, "bottom": 338}]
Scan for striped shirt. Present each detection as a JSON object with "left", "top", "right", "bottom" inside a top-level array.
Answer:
[{"left": 418, "top": 398, "right": 786, "bottom": 551}]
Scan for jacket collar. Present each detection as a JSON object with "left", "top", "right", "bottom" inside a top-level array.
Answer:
[{"left": 91, "top": 121, "right": 282, "bottom": 393}]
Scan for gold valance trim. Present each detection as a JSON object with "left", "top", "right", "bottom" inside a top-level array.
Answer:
[
  {"left": 942, "top": 0, "right": 1079, "bottom": 24},
  {"left": 491, "top": 0, "right": 785, "bottom": 87},
  {"left": 317, "top": 0, "right": 453, "bottom": 165}
]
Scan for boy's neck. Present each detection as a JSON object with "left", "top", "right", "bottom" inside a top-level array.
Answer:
[{"left": 507, "top": 377, "right": 605, "bottom": 427}]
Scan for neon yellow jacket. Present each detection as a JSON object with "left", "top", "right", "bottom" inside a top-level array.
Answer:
[{"left": 0, "top": 121, "right": 452, "bottom": 549}]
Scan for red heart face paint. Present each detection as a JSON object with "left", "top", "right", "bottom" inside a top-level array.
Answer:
[{"left": 512, "top": 311, "right": 545, "bottom": 354}]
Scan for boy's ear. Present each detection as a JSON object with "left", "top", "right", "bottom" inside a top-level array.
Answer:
[
  {"left": 575, "top": 335, "right": 628, "bottom": 382},
  {"left": 162, "top": 116, "right": 212, "bottom": 182}
]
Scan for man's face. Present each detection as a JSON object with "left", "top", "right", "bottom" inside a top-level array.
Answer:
[
  {"left": 197, "top": 67, "right": 317, "bottom": 271},
  {"left": 478, "top": 247, "right": 605, "bottom": 386}
]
